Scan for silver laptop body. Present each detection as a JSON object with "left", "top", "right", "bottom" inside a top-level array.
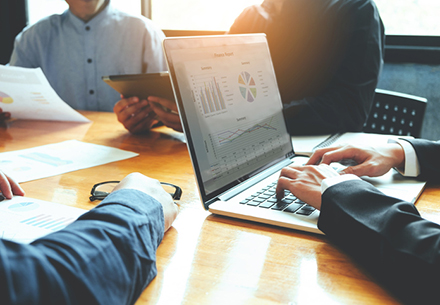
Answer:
[{"left": 163, "top": 34, "right": 425, "bottom": 235}]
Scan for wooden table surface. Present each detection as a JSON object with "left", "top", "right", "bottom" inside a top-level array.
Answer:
[{"left": 1, "top": 111, "right": 439, "bottom": 305}]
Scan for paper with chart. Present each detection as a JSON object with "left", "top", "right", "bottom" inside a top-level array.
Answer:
[
  {"left": 0, "top": 140, "right": 139, "bottom": 183},
  {"left": 171, "top": 40, "right": 292, "bottom": 195},
  {"left": 0, "top": 196, "right": 87, "bottom": 244},
  {"left": 0, "top": 65, "right": 89, "bottom": 122}
]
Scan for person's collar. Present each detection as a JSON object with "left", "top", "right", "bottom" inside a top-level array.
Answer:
[{"left": 66, "top": 0, "right": 111, "bottom": 29}]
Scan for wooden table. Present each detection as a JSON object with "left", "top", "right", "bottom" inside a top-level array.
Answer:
[{"left": 1, "top": 111, "right": 439, "bottom": 304}]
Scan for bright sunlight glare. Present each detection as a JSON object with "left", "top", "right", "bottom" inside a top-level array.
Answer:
[{"left": 151, "top": 0, "right": 263, "bottom": 31}]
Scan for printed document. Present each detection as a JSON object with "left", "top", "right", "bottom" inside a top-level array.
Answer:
[
  {"left": 0, "top": 196, "right": 86, "bottom": 244},
  {"left": 292, "top": 132, "right": 413, "bottom": 156},
  {"left": 0, "top": 140, "right": 139, "bottom": 183},
  {"left": 0, "top": 65, "right": 89, "bottom": 122}
]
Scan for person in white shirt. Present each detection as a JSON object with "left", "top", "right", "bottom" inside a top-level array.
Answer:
[{"left": 10, "top": 0, "right": 181, "bottom": 134}]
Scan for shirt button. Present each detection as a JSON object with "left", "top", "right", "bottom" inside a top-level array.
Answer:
[
  {"left": 89, "top": 90, "right": 95, "bottom": 95},
  {"left": 85, "top": 26, "right": 90, "bottom": 31},
  {"left": 87, "top": 58, "right": 92, "bottom": 63}
]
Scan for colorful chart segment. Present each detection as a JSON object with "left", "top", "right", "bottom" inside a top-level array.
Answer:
[
  {"left": 198, "top": 77, "right": 226, "bottom": 115},
  {"left": 0, "top": 91, "right": 14, "bottom": 104},
  {"left": 238, "top": 72, "right": 257, "bottom": 103}
]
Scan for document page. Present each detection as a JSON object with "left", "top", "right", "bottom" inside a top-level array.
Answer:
[
  {"left": 0, "top": 65, "right": 89, "bottom": 122},
  {"left": 0, "top": 196, "right": 87, "bottom": 244},
  {"left": 0, "top": 140, "right": 139, "bottom": 183},
  {"left": 292, "top": 132, "right": 413, "bottom": 156}
]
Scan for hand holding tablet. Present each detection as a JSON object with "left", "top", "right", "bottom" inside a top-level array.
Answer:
[
  {"left": 103, "top": 72, "right": 182, "bottom": 133},
  {"left": 102, "top": 72, "right": 175, "bottom": 102}
]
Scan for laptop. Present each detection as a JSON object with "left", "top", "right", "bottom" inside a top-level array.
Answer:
[{"left": 163, "top": 34, "right": 426, "bottom": 235}]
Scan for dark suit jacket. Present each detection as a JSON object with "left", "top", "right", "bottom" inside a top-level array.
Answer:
[
  {"left": 229, "top": 0, "right": 384, "bottom": 135},
  {"left": 319, "top": 139, "right": 440, "bottom": 304}
]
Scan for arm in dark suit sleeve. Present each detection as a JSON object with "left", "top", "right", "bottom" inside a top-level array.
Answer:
[
  {"left": 319, "top": 179, "right": 440, "bottom": 304},
  {"left": 404, "top": 138, "right": 440, "bottom": 181},
  {"left": 0, "top": 189, "right": 164, "bottom": 305}
]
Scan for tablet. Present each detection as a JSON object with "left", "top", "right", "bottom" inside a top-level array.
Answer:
[{"left": 102, "top": 72, "right": 175, "bottom": 102}]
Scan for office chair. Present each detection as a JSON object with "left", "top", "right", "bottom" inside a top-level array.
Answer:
[{"left": 363, "top": 89, "right": 427, "bottom": 138}]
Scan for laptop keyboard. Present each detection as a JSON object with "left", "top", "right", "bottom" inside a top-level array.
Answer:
[{"left": 239, "top": 182, "right": 316, "bottom": 216}]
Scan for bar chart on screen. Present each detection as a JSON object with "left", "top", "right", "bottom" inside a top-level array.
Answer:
[
  {"left": 191, "top": 69, "right": 270, "bottom": 118},
  {"left": 192, "top": 73, "right": 230, "bottom": 116}
]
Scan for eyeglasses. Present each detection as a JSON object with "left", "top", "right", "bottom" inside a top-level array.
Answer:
[{"left": 89, "top": 181, "right": 182, "bottom": 202}]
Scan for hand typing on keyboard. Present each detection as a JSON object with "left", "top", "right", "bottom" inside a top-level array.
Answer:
[{"left": 276, "top": 164, "right": 339, "bottom": 210}]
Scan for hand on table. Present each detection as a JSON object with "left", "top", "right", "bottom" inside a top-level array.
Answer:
[
  {"left": 276, "top": 164, "right": 339, "bottom": 210},
  {"left": 113, "top": 173, "right": 178, "bottom": 231},
  {"left": 0, "top": 170, "right": 25, "bottom": 200},
  {"left": 306, "top": 144, "right": 405, "bottom": 178}
]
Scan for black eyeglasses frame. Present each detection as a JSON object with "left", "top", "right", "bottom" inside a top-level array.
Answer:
[{"left": 89, "top": 181, "right": 182, "bottom": 202}]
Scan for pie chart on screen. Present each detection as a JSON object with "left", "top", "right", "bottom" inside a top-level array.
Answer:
[
  {"left": 238, "top": 71, "right": 257, "bottom": 103},
  {"left": 0, "top": 91, "right": 14, "bottom": 104}
]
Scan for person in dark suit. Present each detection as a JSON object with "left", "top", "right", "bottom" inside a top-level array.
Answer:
[
  {"left": 276, "top": 138, "right": 440, "bottom": 303},
  {"left": 229, "top": 0, "right": 384, "bottom": 135}
]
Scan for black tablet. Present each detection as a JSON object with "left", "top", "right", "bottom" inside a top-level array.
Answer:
[{"left": 102, "top": 72, "right": 175, "bottom": 102}]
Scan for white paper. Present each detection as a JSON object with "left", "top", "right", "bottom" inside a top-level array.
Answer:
[
  {"left": 291, "top": 134, "right": 332, "bottom": 156},
  {"left": 292, "top": 132, "right": 413, "bottom": 156},
  {"left": 0, "top": 196, "right": 87, "bottom": 244},
  {"left": 0, "top": 140, "right": 139, "bottom": 183},
  {"left": 331, "top": 132, "right": 413, "bottom": 147},
  {"left": 0, "top": 65, "right": 90, "bottom": 122}
]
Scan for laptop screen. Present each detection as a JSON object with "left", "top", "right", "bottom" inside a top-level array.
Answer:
[{"left": 164, "top": 34, "right": 293, "bottom": 202}]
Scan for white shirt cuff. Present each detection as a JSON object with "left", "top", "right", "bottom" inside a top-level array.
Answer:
[
  {"left": 321, "top": 174, "right": 361, "bottom": 194},
  {"left": 388, "top": 139, "right": 420, "bottom": 177}
]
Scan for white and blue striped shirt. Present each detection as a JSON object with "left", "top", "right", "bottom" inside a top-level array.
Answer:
[{"left": 10, "top": 2, "right": 167, "bottom": 112}]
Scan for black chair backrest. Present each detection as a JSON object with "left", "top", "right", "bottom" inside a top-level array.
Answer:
[{"left": 363, "top": 89, "right": 427, "bottom": 138}]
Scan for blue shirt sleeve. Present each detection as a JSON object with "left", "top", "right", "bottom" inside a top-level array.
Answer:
[{"left": 0, "top": 189, "right": 164, "bottom": 305}]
